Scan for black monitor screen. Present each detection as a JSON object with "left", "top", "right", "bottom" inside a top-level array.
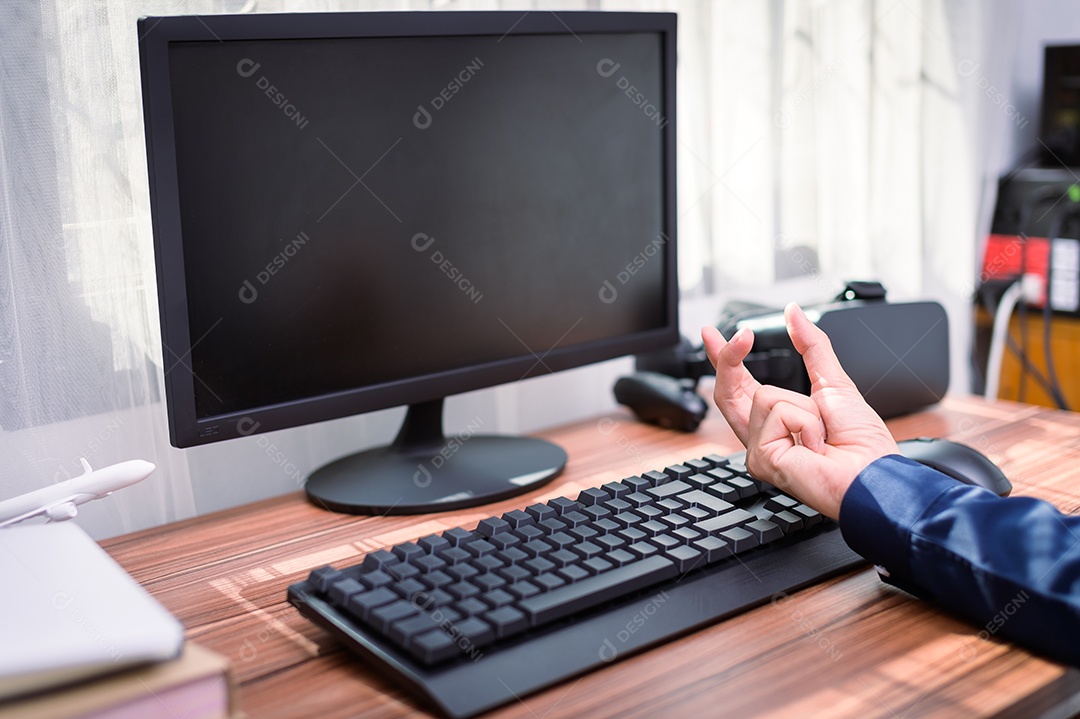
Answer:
[
  {"left": 167, "top": 31, "right": 667, "bottom": 422},
  {"left": 141, "top": 11, "right": 677, "bottom": 476}
]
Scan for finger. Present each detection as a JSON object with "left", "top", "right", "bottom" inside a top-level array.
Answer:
[
  {"left": 784, "top": 303, "right": 859, "bottom": 393},
  {"left": 748, "top": 393, "right": 826, "bottom": 453},
  {"left": 702, "top": 325, "right": 760, "bottom": 443}
]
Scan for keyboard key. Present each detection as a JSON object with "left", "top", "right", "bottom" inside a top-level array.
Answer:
[
  {"left": 447, "top": 581, "right": 481, "bottom": 601},
  {"left": 454, "top": 597, "right": 488, "bottom": 616},
  {"left": 665, "top": 545, "right": 704, "bottom": 573},
  {"left": 569, "top": 526, "right": 599, "bottom": 542},
  {"left": 451, "top": 616, "right": 496, "bottom": 648},
  {"left": 792, "top": 504, "right": 824, "bottom": 526},
  {"left": 387, "top": 562, "right": 420, "bottom": 581},
  {"left": 692, "top": 536, "right": 732, "bottom": 563},
  {"left": 464, "top": 539, "right": 497, "bottom": 558},
  {"left": 476, "top": 517, "right": 511, "bottom": 537},
  {"left": 409, "top": 629, "right": 459, "bottom": 664},
  {"left": 518, "top": 556, "right": 678, "bottom": 625},
  {"left": 419, "top": 570, "right": 452, "bottom": 590},
  {"left": 639, "top": 520, "right": 667, "bottom": 537},
  {"left": 557, "top": 564, "right": 589, "bottom": 583},
  {"left": 746, "top": 519, "right": 784, "bottom": 544},
  {"left": 664, "top": 464, "right": 693, "bottom": 481},
  {"left": 728, "top": 477, "right": 758, "bottom": 499},
  {"left": 582, "top": 557, "right": 613, "bottom": 574},
  {"left": 706, "top": 467, "right": 735, "bottom": 482},
  {"left": 547, "top": 497, "right": 583, "bottom": 515},
  {"left": 577, "top": 488, "right": 608, "bottom": 506},
  {"left": 390, "top": 609, "right": 459, "bottom": 645},
  {"left": 676, "top": 489, "right": 734, "bottom": 516},
  {"left": 471, "top": 555, "right": 504, "bottom": 574},
  {"left": 561, "top": 511, "right": 590, "bottom": 528},
  {"left": 622, "top": 476, "right": 651, "bottom": 492},
  {"left": 537, "top": 516, "right": 570, "bottom": 531},
  {"left": 607, "top": 548, "right": 636, "bottom": 567},
  {"left": 345, "top": 587, "right": 397, "bottom": 620},
  {"left": 526, "top": 503, "right": 557, "bottom": 523},
  {"left": 473, "top": 573, "right": 507, "bottom": 592},
  {"left": 719, "top": 527, "right": 758, "bottom": 553},
  {"left": 602, "top": 481, "right": 630, "bottom": 498},
  {"left": 673, "top": 526, "right": 702, "bottom": 544},
  {"left": 327, "top": 577, "right": 366, "bottom": 605},
  {"left": 624, "top": 491, "right": 653, "bottom": 508},
  {"left": 702, "top": 453, "right": 729, "bottom": 467},
  {"left": 646, "top": 480, "right": 692, "bottom": 500},
  {"left": 603, "top": 498, "right": 632, "bottom": 514},
  {"left": 524, "top": 557, "right": 556, "bottom": 575},
  {"left": 627, "top": 541, "right": 660, "bottom": 559},
  {"left": 642, "top": 470, "right": 669, "bottom": 486},
  {"left": 618, "top": 527, "right": 647, "bottom": 543},
  {"left": 515, "top": 525, "right": 545, "bottom": 542},
  {"left": 612, "top": 511, "right": 643, "bottom": 528},
  {"left": 595, "top": 534, "right": 625, "bottom": 552},
  {"left": 363, "top": 549, "right": 398, "bottom": 571},
  {"left": 581, "top": 506, "right": 611, "bottom": 522},
  {"left": 390, "top": 578, "right": 426, "bottom": 601},
  {"left": 443, "top": 528, "right": 476, "bottom": 546},
  {"left": 498, "top": 565, "right": 531, "bottom": 583},
  {"left": 685, "top": 473, "right": 716, "bottom": 490},
  {"left": 507, "top": 581, "right": 542, "bottom": 600},
  {"left": 358, "top": 569, "right": 393, "bottom": 589},
  {"left": 546, "top": 531, "right": 576, "bottom": 549},
  {"left": 570, "top": 541, "right": 604, "bottom": 560},
  {"left": 437, "top": 547, "right": 472, "bottom": 565},
  {"left": 696, "top": 508, "right": 755, "bottom": 534},
  {"left": 765, "top": 495, "right": 800, "bottom": 513},
  {"left": 446, "top": 564, "right": 479, "bottom": 582},
  {"left": 309, "top": 566, "right": 343, "bottom": 592},
  {"left": 533, "top": 573, "right": 567, "bottom": 591},
  {"left": 521, "top": 539, "right": 553, "bottom": 558},
  {"left": 371, "top": 599, "right": 418, "bottom": 632},
  {"left": 683, "top": 458, "right": 712, "bottom": 473},
  {"left": 592, "top": 518, "right": 621, "bottom": 535},
  {"left": 770, "top": 510, "right": 805, "bottom": 534},
  {"left": 392, "top": 542, "right": 424, "bottom": 563},
  {"left": 481, "top": 588, "right": 514, "bottom": 608},
  {"left": 485, "top": 606, "right": 529, "bottom": 639},
  {"left": 649, "top": 534, "right": 680, "bottom": 551},
  {"left": 502, "top": 509, "right": 536, "bottom": 529},
  {"left": 706, "top": 483, "right": 740, "bottom": 503},
  {"left": 680, "top": 506, "right": 710, "bottom": 522},
  {"left": 548, "top": 549, "right": 579, "bottom": 567},
  {"left": 659, "top": 514, "right": 689, "bottom": 531},
  {"left": 489, "top": 532, "right": 522, "bottom": 550},
  {"left": 417, "top": 534, "right": 451, "bottom": 554},
  {"left": 413, "top": 554, "right": 447, "bottom": 573}
]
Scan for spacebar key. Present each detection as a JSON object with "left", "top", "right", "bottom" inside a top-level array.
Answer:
[{"left": 518, "top": 556, "right": 678, "bottom": 625}]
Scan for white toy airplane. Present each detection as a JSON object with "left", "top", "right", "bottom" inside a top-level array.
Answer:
[{"left": 0, "top": 459, "right": 155, "bottom": 529}]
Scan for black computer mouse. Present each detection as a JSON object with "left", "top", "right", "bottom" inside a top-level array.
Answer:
[
  {"left": 897, "top": 438, "right": 1012, "bottom": 496},
  {"left": 614, "top": 371, "right": 707, "bottom": 432}
]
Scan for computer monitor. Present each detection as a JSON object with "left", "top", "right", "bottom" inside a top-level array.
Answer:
[{"left": 138, "top": 10, "right": 678, "bottom": 515}]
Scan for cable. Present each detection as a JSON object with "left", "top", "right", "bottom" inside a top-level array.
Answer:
[{"left": 985, "top": 280, "right": 1024, "bottom": 401}]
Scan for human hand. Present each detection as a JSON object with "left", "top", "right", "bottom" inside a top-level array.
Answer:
[{"left": 701, "top": 302, "right": 898, "bottom": 519}]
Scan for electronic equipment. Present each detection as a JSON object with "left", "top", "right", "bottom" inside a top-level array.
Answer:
[
  {"left": 983, "top": 167, "right": 1080, "bottom": 314},
  {"left": 138, "top": 11, "right": 678, "bottom": 514},
  {"left": 896, "top": 438, "right": 1012, "bottom": 497},
  {"left": 288, "top": 448, "right": 860, "bottom": 718},
  {"left": 613, "top": 371, "right": 707, "bottom": 431},
  {"left": 288, "top": 438, "right": 1012, "bottom": 717},
  {"left": 1040, "top": 44, "right": 1080, "bottom": 167},
  {"left": 637, "top": 290, "right": 950, "bottom": 420}
]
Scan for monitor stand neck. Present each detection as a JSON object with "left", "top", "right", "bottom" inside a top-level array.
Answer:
[{"left": 391, "top": 399, "right": 448, "bottom": 455}]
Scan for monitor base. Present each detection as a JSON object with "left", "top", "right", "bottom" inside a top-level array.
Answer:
[{"left": 304, "top": 399, "right": 567, "bottom": 515}]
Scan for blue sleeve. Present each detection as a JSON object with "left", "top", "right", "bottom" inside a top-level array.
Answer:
[{"left": 839, "top": 455, "right": 1080, "bottom": 666}]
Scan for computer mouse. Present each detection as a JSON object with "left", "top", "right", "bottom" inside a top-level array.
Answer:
[
  {"left": 897, "top": 438, "right": 1012, "bottom": 496},
  {"left": 614, "top": 371, "right": 707, "bottom": 432}
]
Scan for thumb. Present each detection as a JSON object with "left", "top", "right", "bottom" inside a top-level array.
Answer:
[{"left": 784, "top": 303, "right": 858, "bottom": 393}]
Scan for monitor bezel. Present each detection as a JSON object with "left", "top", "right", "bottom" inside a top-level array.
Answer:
[{"left": 139, "top": 10, "right": 679, "bottom": 448}]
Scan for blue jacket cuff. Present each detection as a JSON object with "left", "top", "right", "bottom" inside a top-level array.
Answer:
[{"left": 838, "top": 455, "right": 960, "bottom": 582}]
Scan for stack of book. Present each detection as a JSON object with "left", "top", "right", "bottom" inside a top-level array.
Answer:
[
  {"left": 0, "top": 642, "right": 237, "bottom": 719},
  {"left": 0, "top": 523, "right": 237, "bottom": 718}
]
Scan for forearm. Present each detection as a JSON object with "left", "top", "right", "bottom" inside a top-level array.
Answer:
[{"left": 839, "top": 455, "right": 1080, "bottom": 666}]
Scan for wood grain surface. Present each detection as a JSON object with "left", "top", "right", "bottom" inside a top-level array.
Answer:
[{"left": 101, "top": 395, "right": 1080, "bottom": 718}]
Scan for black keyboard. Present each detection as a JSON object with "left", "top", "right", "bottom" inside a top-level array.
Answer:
[{"left": 287, "top": 451, "right": 866, "bottom": 718}]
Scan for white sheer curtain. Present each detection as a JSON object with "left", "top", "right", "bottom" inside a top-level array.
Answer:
[{"left": 0, "top": 0, "right": 1011, "bottom": 539}]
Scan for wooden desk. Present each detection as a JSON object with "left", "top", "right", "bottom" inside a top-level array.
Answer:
[{"left": 102, "top": 395, "right": 1080, "bottom": 718}]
